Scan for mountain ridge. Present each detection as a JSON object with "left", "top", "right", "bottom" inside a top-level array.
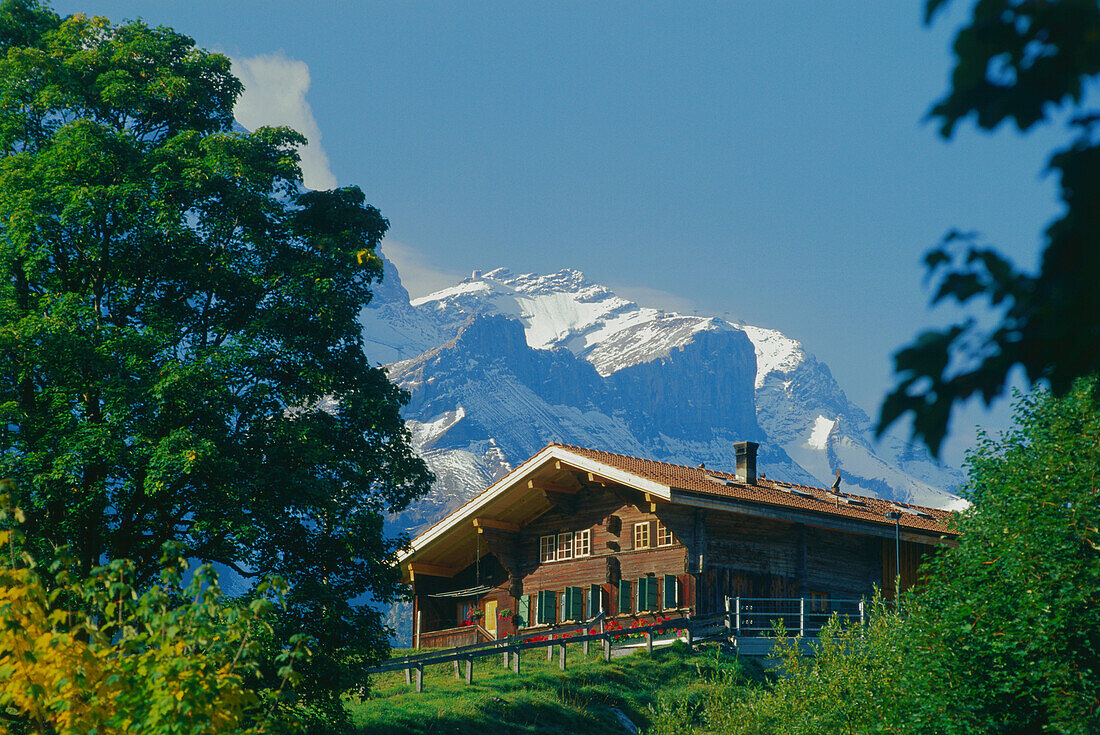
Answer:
[{"left": 361, "top": 256, "right": 966, "bottom": 535}]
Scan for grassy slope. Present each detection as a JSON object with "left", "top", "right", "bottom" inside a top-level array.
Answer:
[{"left": 349, "top": 642, "right": 763, "bottom": 735}]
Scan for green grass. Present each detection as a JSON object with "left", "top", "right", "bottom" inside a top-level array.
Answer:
[{"left": 348, "top": 642, "right": 763, "bottom": 735}]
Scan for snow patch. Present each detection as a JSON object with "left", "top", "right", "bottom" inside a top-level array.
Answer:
[{"left": 808, "top": 415, "right": 835, "bottom": 450}]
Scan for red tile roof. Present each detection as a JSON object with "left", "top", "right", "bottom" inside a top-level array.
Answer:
[{"left": 550, "top": 443, "right": 957, "bottom": 536}]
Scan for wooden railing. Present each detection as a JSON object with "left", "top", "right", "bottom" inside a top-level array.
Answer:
[
  {"left": 366, "top": 611, "right": 729, "bottom": 693},
  {"left": 371, "top": 597, "right": 882, "bottom": 693},
  {"left": 417, "top": 624, "right": 493, "bottom": 650}
]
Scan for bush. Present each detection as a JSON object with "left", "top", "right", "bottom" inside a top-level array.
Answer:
[{"left": 0, "top": 489, "right": 308, "bottom": 734}]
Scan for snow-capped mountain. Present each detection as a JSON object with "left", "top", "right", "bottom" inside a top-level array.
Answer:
[{"left": 362, "top": 257, "right": 966, "bottom": 533}]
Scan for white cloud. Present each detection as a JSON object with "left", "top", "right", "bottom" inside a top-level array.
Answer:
[
  {"left": 382, "top": 240, "right": 467, "bottom": 298},
  {"left": 231, "top": 52, "right": 337, "bottom": 191}
]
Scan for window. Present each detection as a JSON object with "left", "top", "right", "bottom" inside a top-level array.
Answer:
[
  {"left": 574, "top": 529, "right": 591, "bottom": 557},
  {"left": 556, "top": 532, "right": 574, "bottom": 560},
  {"left": 562, "top": 586, "right": 583, "bottom": 621},
  {"left": 539, "top": 534, "right": 556, "bottom": 563},
  {"left": 588, "top": 583, "right": 603, "bottom": 618},
  {"left": 541, "top": 528, "right": 591, "bottom": 562},
  {"left": 633, "top": 522, "right": 650, "bottom": 550},
  {"left": 656, "top": 521, "right": 673, "bottom": 547},
  {"left": 808, "top": 591, "right": 829, "bottom": 614}
]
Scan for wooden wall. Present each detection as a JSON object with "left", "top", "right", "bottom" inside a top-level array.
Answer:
[
  {"left": 881, "top": 538, "right": 937, "bottom": 600},
  {"left": 516, "top": 485, "right": 691, "bottom": 620},
  {"left": 412, "top": 481, "right": 924, "bottom": 634},
  {"left": 696, "top": 510, "right": 883, "bottom": 613}
]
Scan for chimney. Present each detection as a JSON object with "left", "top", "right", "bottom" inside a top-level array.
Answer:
[{"left": 734, "top": 441, "right": 759, "bottom": 485}]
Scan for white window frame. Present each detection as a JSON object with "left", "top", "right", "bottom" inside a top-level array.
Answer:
[
  {"left": 540, "top": 534, "right": 556, "bottom": 563},
  {"left": 634, "top": 522, "right": 650, "bottom": 550},
  {"left": 656, "top": 521, "right": 673, "bottom": 547},
  {"left": 574, "top": 529, "right": 591, "bottom": 557},
  {"left": 556, "top": 532, "right": 574, "bottom": 561}
]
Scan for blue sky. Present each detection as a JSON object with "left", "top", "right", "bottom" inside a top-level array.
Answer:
[{"left": 53, "top": 1, "right": 1067, "bottom": 466}]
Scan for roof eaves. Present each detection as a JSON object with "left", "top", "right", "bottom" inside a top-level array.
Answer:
[
  {"left": 397, "top": 444, "right": 559, "bottom": 562},
  {"left": 550, "top": 447, "right": 672, "bottom": 500}
]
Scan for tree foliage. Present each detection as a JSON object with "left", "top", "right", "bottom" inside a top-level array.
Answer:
[
  {"left": 0, "top": 490, "right": 308, "bottom": 734},
  {"left": 879, "top": 0, "right": 1100, "bottom": 455},
  {"left": 900, "top": 378, "right": 1100, "bottom": 733},
  {"left": 0, "top": 0, "right": 432, "bottom": 714}
]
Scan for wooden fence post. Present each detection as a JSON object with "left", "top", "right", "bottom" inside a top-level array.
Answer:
[
  {"left": 414, "top": 664, "right": 423, "bottom": 693},
  {"left": 512, "top": 646, "right": 520, "bottom": 674},
  {"left": 453, "top": 659, "right": 460, "bottom": 678},
  {"left": 559, "top": 640, "right": 567, "bottom": 671},
  {"left": 547, "top": 639, "right": 554, "bottom": 661},
  {"left": 503, "top": 649, "right": 510, "bottom": 668},
  {"left": 464, "top": 657, "right": 473, "bottom": 685},
  {"left": 404, "top": 658, "right": 412, "bottom": 686},
  {"left": 645, "top": 630, "right": 653, "bottom": 654},
  {"left": 603, "top": 634, "right": 612, "bottom": 662},
  {"left": 685, "top": 621, "right": 694, "bottom": 648}
]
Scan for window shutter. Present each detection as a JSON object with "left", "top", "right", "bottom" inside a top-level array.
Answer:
[
  {"left": 588, "top": 583, "right": 602, "bottom": 618},
  {"left": 663, "top": 574, "right": 677, "bottom": 609},
  {"left": 519, "top": 594, "right": 531, "bottom": 628},
  {"left": 537, "top": 590, "right": 557, "bottom": 625},
  {"left": 618, "top": 579, "right": 632, "bottom": 614},
  {"left": 568, "top": 586, "right": 583, "bottom": 621},
  {"left": 638, "top": 577, "right": 658, "bottom": 612}
]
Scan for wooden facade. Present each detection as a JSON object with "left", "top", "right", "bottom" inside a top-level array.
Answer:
[{"left": 402, "top": 443, "right": 956, "bottom": 646}]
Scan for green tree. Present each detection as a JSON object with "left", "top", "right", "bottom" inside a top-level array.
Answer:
[
  {"left": 879, "top": 0, "right": 1100, "bottom": 455},
  {"left": 0, "top": 0, "right": 432, "bottom": 719},
  {"left": 899, "top": 379, "right": 1100, "bottom": 734}
]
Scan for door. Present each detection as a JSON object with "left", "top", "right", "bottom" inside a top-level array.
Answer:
[{"left": 484, "top": 599, "right": 498, "bottom": 638}]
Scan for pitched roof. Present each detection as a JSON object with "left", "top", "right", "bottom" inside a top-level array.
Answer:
[
  {"left": 400, "top": 442, "right": 957, "bottom": 577},
  {"left": 549, "top": 443, "right": 955, "bottom": 535}
]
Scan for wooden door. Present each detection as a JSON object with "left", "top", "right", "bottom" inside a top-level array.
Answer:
[{"left": 484, "top": 599, "right": 498, "bottom": 638}]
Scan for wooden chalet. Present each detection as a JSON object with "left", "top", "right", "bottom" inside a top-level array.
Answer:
[{"left": 399, "top": 442, "right": 957, "bottom": 648}]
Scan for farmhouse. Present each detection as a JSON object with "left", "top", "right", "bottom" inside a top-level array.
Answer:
[{"left": 399, "top": 442, "right": 956, "bottom": 648}]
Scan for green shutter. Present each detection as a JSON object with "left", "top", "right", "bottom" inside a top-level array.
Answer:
[
  {"left": 638, "top": 577, "right": 658, "bottom": 612},
  {"left": 518, "top": 595, "right": 531, "bottom": 628},
  {"left": 663, "top": 574, "right": 677, "bottom": 609},
  {"left": 618, "top": 579, "right": 632, "bottom": 614},
  {"left": 568, "top": 586, "right": 584, "bottom": 621},
  {"left": 538, "top": 590, "right": 557, "bottom": 625},
  {"left": 588, "top": 583, "right": 602, "bottom": 618}
]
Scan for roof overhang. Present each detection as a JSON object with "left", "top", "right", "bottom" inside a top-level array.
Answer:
[
  {"left": 397, "top": 445, "right": 671, "bottom": 582},
  {"left": 667, "top": 487, "right": 956, "bottom": 546}
]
